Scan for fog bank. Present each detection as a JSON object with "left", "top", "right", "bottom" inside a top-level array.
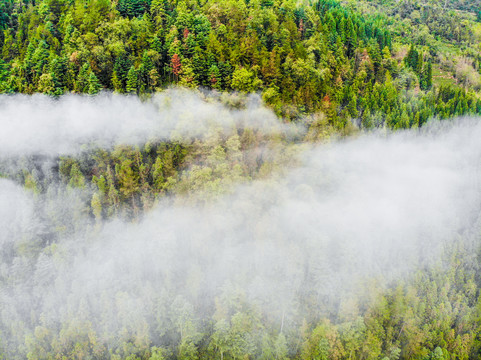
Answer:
[
  {"left": 0, "top": 94, "right": 480, "bottom": 356},
  {"left": 0, "top": 90, "right": 294, "bottom": 156}
]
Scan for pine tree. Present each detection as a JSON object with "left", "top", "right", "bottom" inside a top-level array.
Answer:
[
  {"left": 417, "top": 52, "right": 423, "bottom": 74},
  {"left": 209, "top": 64, "right": 222, "bottom": 89},
  {"left": 49, "top": 56, "right": 67, "bottom": 93},
  {"left": 426, "top": 61, "right": 432, "bottom": 89},
  {"left": 345, "top": 17, "right": 357, "bottom": 57},
  {"left": 117, "top": 0, "right": 151, "bottom": 18},
  {"left": 405, "top": 45, "right": 418, "bottom": 71},
  {"left": 76, "top": 63, "right": 91, "bottom": 93},
  {"left": 32, "top": 40, "right": 50, "bottom": 77},
  {"left": 126, "top": 66, "right": 138, "bottom": 93},
  {"left": 150, "top": 35, "right": 163, "bottom": 53},
  {"left": 38, "top": 73, "right": 55, "bottom": 94},
  {"left": 112, "top": 70, "right": 123, "bottom": 92},
  {"left": 88, "top": 71, "right": 101, "bottom": 94},
  {"left": 91, "top": 192, "right": 103, "bottom": 223},
  {"left": 68, "top": 163, "right": 85, "bottom": 188}
]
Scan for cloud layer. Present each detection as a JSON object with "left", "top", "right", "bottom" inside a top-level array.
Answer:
[
  {"left": 0, "top": 90, "right": 293, "bottom": 156},
  {"left": 0, "top": 92, "right": 480, "bottom": 356}
]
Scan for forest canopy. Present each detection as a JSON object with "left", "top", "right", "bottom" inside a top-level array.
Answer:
[
  {"left": 1, "top": 0, "right": 481, "bottom": 359},
  {"left": 0, "top": 0, "right": 480, "bottom": 128}
]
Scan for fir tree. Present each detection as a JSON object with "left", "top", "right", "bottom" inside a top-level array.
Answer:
[
  {"left": 88, "top": 71, "right": 101, "bottom": 94},
  {"left": 126, "top": 66, "right": 138, "bottom": 93}
]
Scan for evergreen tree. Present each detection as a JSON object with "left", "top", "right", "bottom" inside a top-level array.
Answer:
[
  {"left": 118, "top": 0, "right": 151, "bottom": 18},
  {"left": 112, "top": 70, "right": 123, "bottom": 92},
  {"left": 126, "top": 66, "right": 138, "bottom": 93},
  {"left": 88, "top": 71, "right": 102, "bottom": 94},
  {"left": 49, "top": 57, "right": 68, "bottom": 93},
  {"left": 38, "top": 73, "right": 55, "bottom": 94},
  {"left": 426, "top": 61, "right": 432, "bottom": 89},
  {"left": 76, "top": 63, "right": 91, "bottom": 93},
  {"left": 405, "top": 45, "right": 419, "bottom": 71}
]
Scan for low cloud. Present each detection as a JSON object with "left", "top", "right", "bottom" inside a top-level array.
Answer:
[{"left": 0, "top": 92, "right": 480, "bottom": 356}]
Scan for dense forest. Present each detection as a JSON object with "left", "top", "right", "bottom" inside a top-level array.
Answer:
[
  {"left": 1, "top": 0, "right": 481, "bottom": 359},
  {"left": 2, "top": 98, "right": 481, "bottom": 360},
  {"left": 0, "top": 0, "right": 481, "bottom": 126}
]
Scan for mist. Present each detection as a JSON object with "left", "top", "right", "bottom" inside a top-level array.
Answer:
[
  {"left": 0, "top": 89, "right": 294, "bottom": 156},
  {"left": 0, "top": 92, "right": 481, "bottom": 358}
]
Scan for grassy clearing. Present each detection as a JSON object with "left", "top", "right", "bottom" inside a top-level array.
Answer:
[{"left": 432, "top": 65, "right": 457, "bottom": 87}]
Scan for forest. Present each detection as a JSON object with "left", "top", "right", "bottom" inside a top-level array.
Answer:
[
  {"left": 1, "top": 0, "right": 481, "bottom": 359},
  {"left": 0, "top": 0, "right": 480, "bottom": 126}
]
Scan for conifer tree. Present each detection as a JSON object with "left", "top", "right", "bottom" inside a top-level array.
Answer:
[
  {"left": 76, "top": 63, "right": 91, "bottom": 93},
  {"left": 405, "top": 45, "right": 418, "bottom": 71},
  {"left": 112, "top": 70, "right": 123, "bottom": 92},
  {"left": 126, "top": 66, "right": 138, "bottom": 93},
  {"left": 88, "top": 71, "right": 101, "bottom": 94},
  {"left": 426, "top": 61, "right": 432, "bottom": 89}
]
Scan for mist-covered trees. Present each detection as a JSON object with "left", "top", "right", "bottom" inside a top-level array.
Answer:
[
  {"left": 0, "top": 89, "right": 480, "bottom": 359},
  {"left": 3, "top": 121, "right": 481, "bottom": 359},
  {"left": 1, "top": 0, "right": 481, "bottom": 357}
]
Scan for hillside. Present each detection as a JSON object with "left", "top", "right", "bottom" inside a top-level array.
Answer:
[
  {"left": 1, "top": 1, "right": 481, "bottom": 359},
  {"left": 0, "top": 0, "right": 480, "bottom": 127}
]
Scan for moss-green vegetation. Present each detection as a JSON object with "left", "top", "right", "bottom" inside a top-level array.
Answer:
[{"left": 1, "top": 0, "right": 481, "bottom": 359}]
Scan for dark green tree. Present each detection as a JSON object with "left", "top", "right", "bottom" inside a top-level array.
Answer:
[
  {"left": 88, "top": 71, "right": 102, "bottom": 94},
  {"left": 126, "top": 66, "right": 138, "bottom": 93}
]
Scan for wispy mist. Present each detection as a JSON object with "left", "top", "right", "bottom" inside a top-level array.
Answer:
[
  {"left": 0, "top": 90, "right": 294, "bottom": 156},
  {"left": 0, "top": 92, "right": 480, "bottom": 357}
]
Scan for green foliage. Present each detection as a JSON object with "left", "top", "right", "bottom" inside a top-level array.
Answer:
[
  {"left": 2, "top": 108, "right": 481, "bottom": 359},
  {"left": 231, "top": 67, "right": 262, "bottom": 93},
  {"left": 118, "top": 0, "right": 151, "bottom": 18},
  {"left": 1, "top": 0, "right": 478, "bottom": 125},
  {"left": 126, "top": 66, "right": 138, "bottom": 94},
  {"left": 1, "top": 3, "right": 481, "bottom": 355},
  {"left": 68, "top": 163, "right": 86, "bottom": 188},
  {"left": 88, "top": 71, "right": 102, "bottom": 94}
]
